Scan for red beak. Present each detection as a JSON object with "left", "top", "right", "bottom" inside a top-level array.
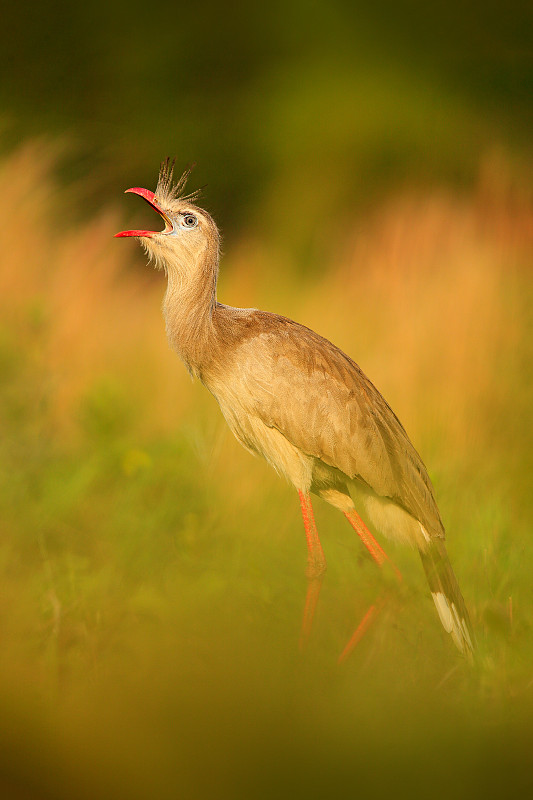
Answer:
[{"left": 114, "top": 187, "right": 172, "bottom": 238}]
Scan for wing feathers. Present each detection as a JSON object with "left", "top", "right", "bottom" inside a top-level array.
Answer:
[{"left": 213, "top": 308, "right": 444, "bottom": 538}]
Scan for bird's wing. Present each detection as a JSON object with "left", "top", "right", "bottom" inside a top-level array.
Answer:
[{"left": 229, "top": 310, "right": 444, "bottom": 538}]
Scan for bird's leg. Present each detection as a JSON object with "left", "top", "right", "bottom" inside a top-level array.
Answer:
[
  {"left": 338, "top": 510, "right": 402, "bottom": 662},
  {"left": 298, "top": 490, "right": 326, "bottom": 649},
  {"left": 299, "top": 490, "right": 326, "bottom": 577},
  {"left": 338, "top": 599, "right": 385, "bottom": 664},
  {"left": 343, "top": 509, "right": 402, "bottom": 582}
]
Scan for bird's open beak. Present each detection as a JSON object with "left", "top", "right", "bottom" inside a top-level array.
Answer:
[{"left": 114, "top": 187, "right": 173, "bottom": 238}]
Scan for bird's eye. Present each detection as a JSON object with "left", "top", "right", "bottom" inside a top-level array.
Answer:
[{"left": 181, "top": 214, "right": 198, "bottom": 229}]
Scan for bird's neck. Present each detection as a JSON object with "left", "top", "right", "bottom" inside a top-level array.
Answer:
[{"left": 162, "top": 242, "right": 219, "bottom": 377}]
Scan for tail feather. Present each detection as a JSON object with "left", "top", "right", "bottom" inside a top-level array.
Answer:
[{"left": 419, "top": 539, "right": 474, "bottom": 658}]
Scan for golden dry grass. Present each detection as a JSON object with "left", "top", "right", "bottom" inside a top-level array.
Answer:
[{"left": 4, "top": 141, "right": 530, "bottom": 445}]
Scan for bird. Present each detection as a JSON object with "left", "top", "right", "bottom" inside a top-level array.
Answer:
[{"left": 115, "top": 159, "right": 474, "bottom": 658}]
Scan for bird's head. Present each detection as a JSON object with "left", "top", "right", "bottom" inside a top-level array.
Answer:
[{"left": 115, "top": 159, "right": 219, "bottom": 274}]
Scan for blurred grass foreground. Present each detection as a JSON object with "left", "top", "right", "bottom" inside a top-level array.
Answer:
[{"left": 1, "top": 141, "right": 532, "bottom": 799}]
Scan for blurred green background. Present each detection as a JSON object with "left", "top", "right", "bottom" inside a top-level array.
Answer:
[{"left": 1, "top": 2, "right": 532, "bottom": 798}]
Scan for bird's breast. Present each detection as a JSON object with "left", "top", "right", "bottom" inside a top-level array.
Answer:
[{"left": 205, "top": 370, "right": 315, "bottom": 491}]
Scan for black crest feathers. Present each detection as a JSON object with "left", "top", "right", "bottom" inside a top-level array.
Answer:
[{"left": 155, "top": 158, "right": 203, "bottom": 205}]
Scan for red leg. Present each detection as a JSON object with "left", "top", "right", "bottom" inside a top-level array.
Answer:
[
  {"left": 298, "top": 490, "right": 326, "bottom": 649},
  {"left": 338, "top": 510, "right": 401, "bottom": 663},
  {"left": 299, "top": 490, "right": 326, "bottom": 578},
  {"left": 338, "top": 600, "right": 384, "bottom": 664},
  {"left": 343, "top": 509, "right": 402, "bottom": 581}
]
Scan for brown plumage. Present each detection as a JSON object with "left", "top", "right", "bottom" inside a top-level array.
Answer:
[{"left": 115, "top": 160, "right": 474, "bottom": 657}]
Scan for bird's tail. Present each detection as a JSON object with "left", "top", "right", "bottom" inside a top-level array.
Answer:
[{"left": 419, "top": 538, "right": 474, "bottom": 658}]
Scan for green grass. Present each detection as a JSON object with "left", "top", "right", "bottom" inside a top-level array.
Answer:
[{"left": 1, "top": 411, "right": 531, "bottom": 799}]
